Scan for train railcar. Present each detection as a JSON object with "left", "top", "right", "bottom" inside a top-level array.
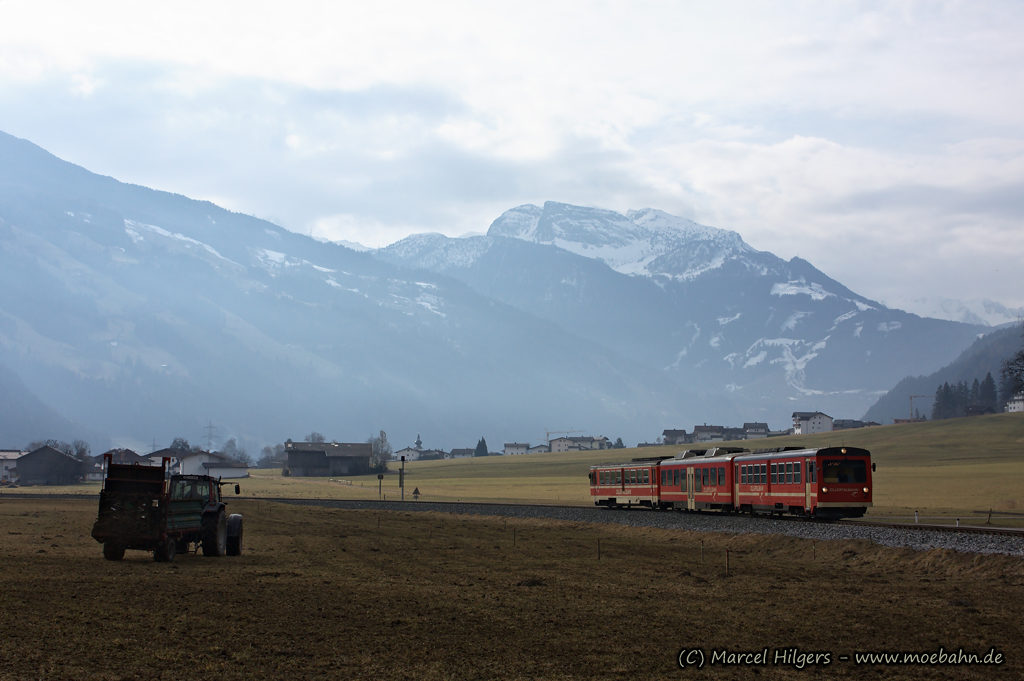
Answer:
[
  {"left": 588, "top": 457, "right": 664, "bottom": 508},
  {"left": 733, "top": 446, "right": 873, "bottom": 518},
  {"left": 589, "top": 445, "right": 874, "bottom": 519},
  {"left": 658, "top": 447, "right": 746, "bottom": 511}
]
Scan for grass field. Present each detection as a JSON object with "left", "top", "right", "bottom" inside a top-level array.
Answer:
[
  {"left": 5, "top": 413, "right": 1023, "bottom": 523},
  {"left": 1, "top": 498, "right": 1021, "bottom": 680}
]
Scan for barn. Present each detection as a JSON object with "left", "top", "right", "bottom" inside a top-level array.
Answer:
[
  {"left": 285, "top": 441, "right": 372, "bottom": 477},
  {"left": 15, "top": 446, "right": 82, "bottom": 485}
]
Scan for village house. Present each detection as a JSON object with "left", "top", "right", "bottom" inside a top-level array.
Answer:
[
  {"left": 792, "top": 412, "right": 833, "bottom": 435},
  {"left": 177, "top": 450, "right": 250, "bottom": 479},
  {"left": 743, "top": 423, "right": 770, "bottom": 439},
  {"left": 693, "top": 425, "right": 724, "bottom": 443},
  {"left": 528, "top": 443, "right": 550, "bottom": 454},
  {"left": 549, "top": 436, "right": 609, "bottom": 452},
  {"left": 0, "top": 450, "right": 23, "bottom": 482},
  {"left": 447, "top": 448, "right": 476, "bottom": 459},
  {"left": 285, "top": 441, "right": 370, "bottom": 476},
  {"left": 832, "top": 419, "right": 881, "bottom": 430},
  {"left": 722, "top": 427, "right": 746, "bottom": 441},
  {"left": 661, "top": 429, "right": 690, "bottom": 445},
  {"left": 1006, "top": 392, "right": 1023, "bottom": 413},
  {"left": 503, "top": 443, "right": 530, "bottom": 456}
]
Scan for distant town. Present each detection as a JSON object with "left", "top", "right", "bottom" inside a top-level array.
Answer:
[{"left": 3, "top": 390, "right": 1022, "bottom": 488}]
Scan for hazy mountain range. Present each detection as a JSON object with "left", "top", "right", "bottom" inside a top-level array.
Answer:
[{"left": 0, "top": 130, "right": 994, "bottom": 452}]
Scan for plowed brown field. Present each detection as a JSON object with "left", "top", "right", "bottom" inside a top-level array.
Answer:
[{"left": 1, "top": 498, "right": 1022, "bottom": 680}]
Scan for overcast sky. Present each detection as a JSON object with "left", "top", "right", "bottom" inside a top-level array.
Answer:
[{"left": 2, "top": 1, "right": 1023, "bottom": 318}]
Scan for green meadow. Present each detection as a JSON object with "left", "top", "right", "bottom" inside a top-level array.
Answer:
[{"left": 6, "top": 413, "right": 1023, "bottom": 522}]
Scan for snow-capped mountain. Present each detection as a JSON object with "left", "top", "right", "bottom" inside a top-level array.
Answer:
[
  {"left": 0, "top": 131, "right": 706, "bottom": 451},
  {"left": 378, "top": 203, "right": 988, "bottom": 426},
  {"left": 898, "top": 297, "right": 1023, "bottom": 327},
  {"left": 489, "top": 202, "right": 758, "bottom": 279}
]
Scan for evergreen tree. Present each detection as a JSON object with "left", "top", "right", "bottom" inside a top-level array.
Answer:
[
  {"left": 614, "top": 437, "right": 625, "bottom": 449},
  {"left": 980, "top": 372, "right": 998, "bottom": 411},
  {"left": 1000, "top": 324, "right": 1024, "bottom": 408},
  {"left": 956, "top": 381, "right": 970, "bottom": 417},
  {"left": 970, "top": 378, "right": 981, "bottom": 407},
  {"left": 931, "top": 384, "right": 944, "bottom": 420},
  {"left": 474, "top": 437, "right": 488, "bottom": 457}
]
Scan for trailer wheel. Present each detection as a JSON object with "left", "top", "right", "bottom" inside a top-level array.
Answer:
[
  {"left": 226, "top": 514, "right": 243, "bottom": 556},
  {"left": 202, "top": 510, "right": 228, "bottom": 557},
  {"left": 103, "top": 542, "right": 125, "bottom": 561},
  {"left": 154, "top": 536, "right": 177, "bottom": 563}
]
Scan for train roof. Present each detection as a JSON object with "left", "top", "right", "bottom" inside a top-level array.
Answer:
[{"left": 590, "top": 445, "right": 870, "bottom": 469}]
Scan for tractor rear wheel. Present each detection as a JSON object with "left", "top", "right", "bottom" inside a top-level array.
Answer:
[
  {"left": 201, "top": 510, "right": 228, "bottom": 557},
  {"left": 103, "top": 542, "right": 125, "bottom": 561}
]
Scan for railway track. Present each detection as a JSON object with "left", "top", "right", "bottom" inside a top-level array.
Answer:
[{"left": 6, "top": 491, "right": 1024, "bottom": 538}]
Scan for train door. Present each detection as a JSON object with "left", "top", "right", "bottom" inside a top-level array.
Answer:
[
  {"left": 686, "top": 467, "right": 695, "bottom": 510},
  {"left": 804, "top": 458, "right": 813, "bottom": 513}
]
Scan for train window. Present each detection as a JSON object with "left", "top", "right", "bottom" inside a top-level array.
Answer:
[
  {"left": 822, "top": 460, "right": 867, "bottom": 483},
  {"left": 694, "top": 470, "right": 702, "bottom": 492},
  {"left": 616, "top": 471, "right": 622, "bottom": 485},
  {"left": 643, "top": 469, "right": 649, "bottom": 484},
  {"left": 718, "top": 467, "right": 725, "bottom": 484},
  {"left": 710, "top": 467, "right": 717, "bottom": 486},
  {"left": 762, "top": 464, "right": 768, "bottom": 483},
  {"left": 673, "top": 469, "right": 679, "bottom": 487},
  {"left": 702, "top": 468, "right": 709, "bottom": 487},
  {"left": 785, "top": 462, "right": 793, "bottom": 484},
  {"left": 771, "top": 463, "right": 777, "bottom": 484},
  {"left": 794, "top": 462, "right": 801, "bottom": 484},
  {"left": 809, "top": 462, "right": 816, "bottom": 483},
  {"left": 740, "top": 465, "right": 747, "bottom": 484},
  {"left": 661, "top": 470, "right": 666, "bottom": 486}
]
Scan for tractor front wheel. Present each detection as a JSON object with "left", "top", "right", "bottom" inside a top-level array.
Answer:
[
  {"left": 226, "top": 514, "right": 244, "bottom": 556},
  {"left": 154, "top": 536, "right": 177, "bottom": 563},
  {"left": 201, "top": 510, "right": 228, "bottom": 557}
]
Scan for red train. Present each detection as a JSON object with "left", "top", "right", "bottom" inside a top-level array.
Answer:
[{"left": 588, "top": 446, "right": 873, "bottom": 519}]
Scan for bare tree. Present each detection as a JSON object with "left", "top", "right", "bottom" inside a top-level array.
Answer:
[
  {"left": 220, "top": 437, "right": 252, "bottom": 465},
  {"left": 367, "top": 430, "right": 392, "bottom": 472},
  {"left": 305, "top": 431, "right": 326, "bottom": 443}
]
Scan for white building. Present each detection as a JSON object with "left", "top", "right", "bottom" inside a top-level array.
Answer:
[
  {"left": 394, "top": 446, "right": 422, "bottom": 461},
  {"left": 503, "top": 443, "right": 530, "bottom": 456},
  {"left": 178, "top": 451, "right": 249, "bottom": 479},
  {"left": 528, "top": 444, "right": 550, "bottom": 454},
  {"left": 549, "top": 436, "right": 608, "bottom": 452},
  {"left": 1007, "top": 392, "right": 1024, "bottom": 413},
  {"left": 0, "top": 450, "right": 22, "bottom": 482},
  {"left": 792, "top": 412, "right": 833, "bottom": 435}
]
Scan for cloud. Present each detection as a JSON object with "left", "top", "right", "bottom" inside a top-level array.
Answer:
[{"left": 0, "top": 2, "right": 1023, "bottom": 311}]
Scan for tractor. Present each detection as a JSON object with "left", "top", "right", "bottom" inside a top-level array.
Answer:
[{"left": 91, "top": 453, "right": 243, "bottom": 562}]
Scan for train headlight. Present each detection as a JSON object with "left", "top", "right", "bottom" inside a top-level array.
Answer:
[
  {"left": 821, "top": 487, "right": 828, "bottom": 494},
  {"left": 863, "top": 487, "right": 869, "bottom": 494}
]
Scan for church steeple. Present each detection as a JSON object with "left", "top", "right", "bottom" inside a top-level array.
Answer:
[{"left": 414, "top": 433, "right": 422, "bottom": 450}]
